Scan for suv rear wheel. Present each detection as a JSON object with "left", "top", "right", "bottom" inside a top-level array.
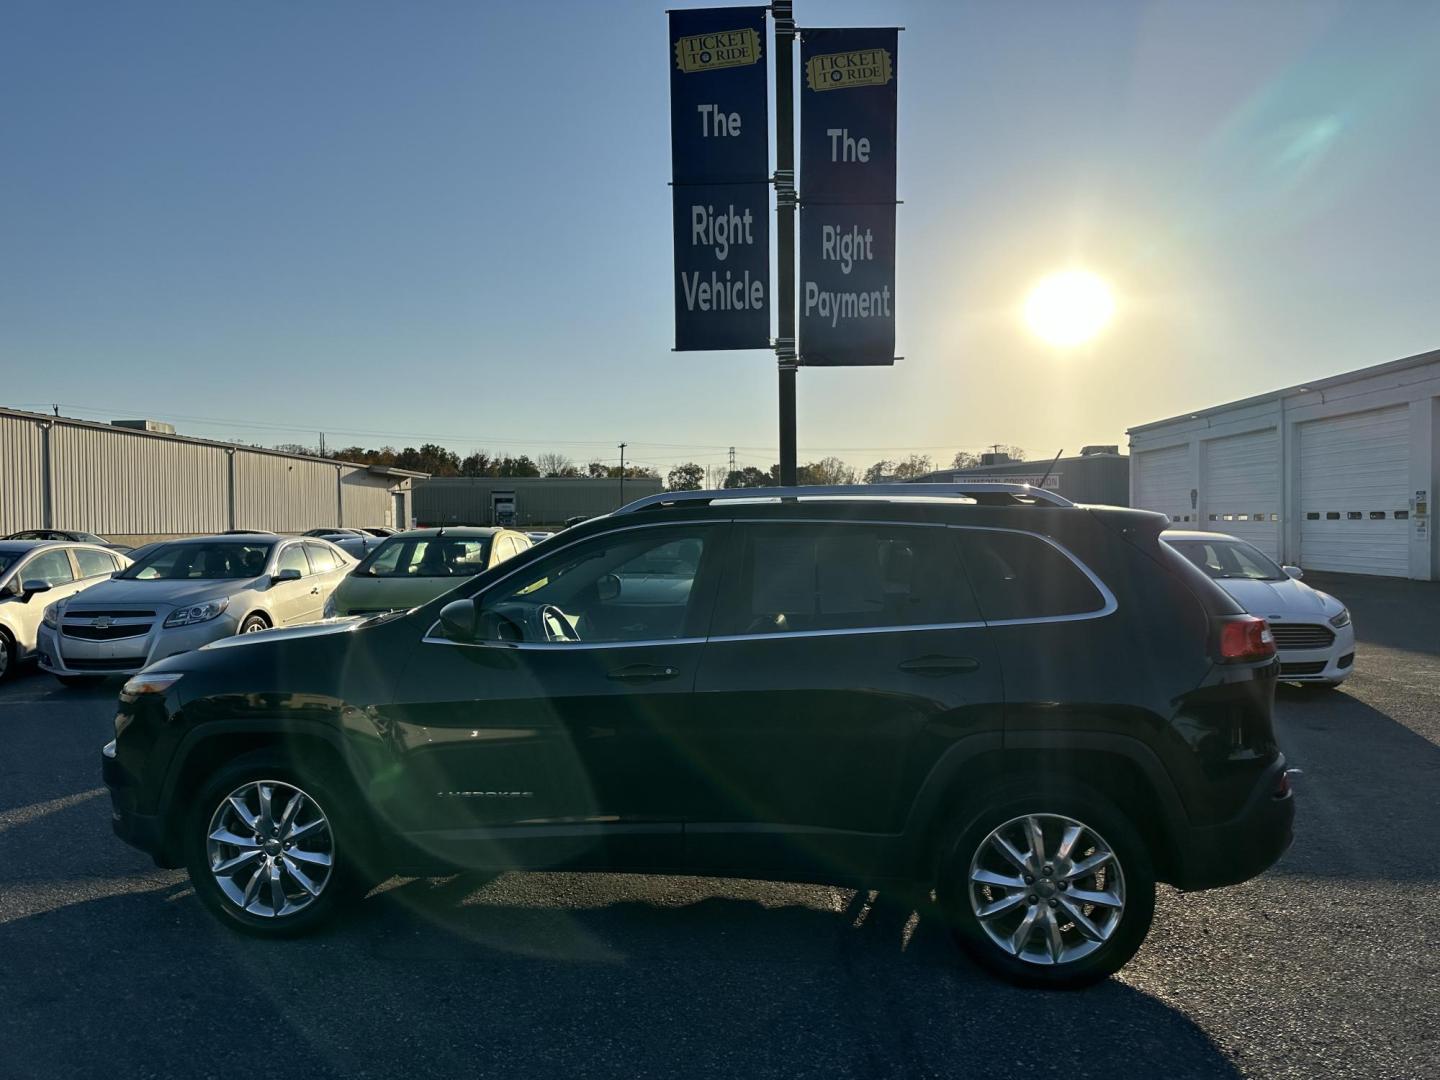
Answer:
[
  {"left": 184, "top": 753, "right": 356, "bottom": 936},
  {"left": 937, "top": 786, "right": 1155, "bottom": 988}
]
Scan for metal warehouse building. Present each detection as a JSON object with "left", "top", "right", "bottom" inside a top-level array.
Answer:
[
  {"left": 911, "top": 447, "right": 1130, "bottom": 506},
  {"left": 1128, "top": 349, "right": 1439, "bottom": 579},
  {"left": 0, "top": 407, "right": 424, "bottom": 545},
  {"left": 415, "top": 476, "right": 664, "bottom": 527}
]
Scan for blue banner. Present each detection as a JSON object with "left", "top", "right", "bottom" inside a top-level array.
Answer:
[
  {"left": 669, "top": 6, "right": 771, "bottom": 349},
  {"left": 799, "top": 28, "right": 897, "bottom": 205},
  {"left": 669, "top": 7, "right": 770, "bottom": 185},
  {"left": 799, "top": 202, "right": 895, "bottom": 366},
  {"left": 673, "top": 183, "right": 771, "bottom": 351}
]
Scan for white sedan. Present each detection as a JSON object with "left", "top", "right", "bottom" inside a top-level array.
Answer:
[{"left": 1164, "top": 530, "right": 1355, "bottom": 687}]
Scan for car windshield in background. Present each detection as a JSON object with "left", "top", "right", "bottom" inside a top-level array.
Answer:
[
  {"left": 1170, "top": 539, "right": 1285, "bottom": 582},
  {"left": 356, "top": 537, "right": 491, "bottom": 578},
  {"left": 0, "top": 553, "right": 20, "bottom": 575},
  {"left": 120, "top": 542, "right": 273, "bottom": 580}
]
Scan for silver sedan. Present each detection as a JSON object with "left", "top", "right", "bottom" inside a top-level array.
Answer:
[{"left": 36, "top": 534, "right": 353, "bottom": 686}]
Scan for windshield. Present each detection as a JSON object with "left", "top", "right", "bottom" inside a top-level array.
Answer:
[
  {"left": 355, "top": 536, "right": 492, "bottom": 578},
  {"left": 1169, "top": 539, "right": 1286, "bottom": 582},
  {"left": 119, "top": 542, "right": 274, "bottom": 580},
  {"left": 0, "top": 553, "right": 20, "bottom": 575}
]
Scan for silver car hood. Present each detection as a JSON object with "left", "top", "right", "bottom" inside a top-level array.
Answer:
[
  {"left": 62, "top": 576, "right": 263, "bottom": 610},
  {"left": 1215, "top": 577, "right": 1343, "bottom": 619}
]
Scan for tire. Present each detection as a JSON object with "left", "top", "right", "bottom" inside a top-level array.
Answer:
[
  {"left": 55, "top": 674, "right": 104, "bottom": 688},
  {"left": 936, "top": 783, "right": 1156, "bottom": 989},
  {"left": 0, "top": 629, "right": 14, "bottom": 683},
  {"left": 183, "top": 751, "right": 362, "bottom": 938},
  {"left": 238, "top": 613, "right": 270, "bottom": 635}
]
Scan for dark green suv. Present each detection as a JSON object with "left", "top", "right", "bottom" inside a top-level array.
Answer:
[{"left": 102, "top": 484, "right": 1292, "bottom": 987}]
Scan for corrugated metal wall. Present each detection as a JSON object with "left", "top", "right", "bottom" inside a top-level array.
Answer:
[
  {"left": 234, "top": 451, "right": 340, "bottom": 533},
  {"left": 0, "top": 413, "right": 46, "bottom": 534},
  {"left": 50, "top": 423, "right": 230, "bottom": 535},
  {"left": 415, "top": 477, "right": 664, "bottom": 525},
  {"left": 340, "top": 467, "right": 395, "bottom": 528}
]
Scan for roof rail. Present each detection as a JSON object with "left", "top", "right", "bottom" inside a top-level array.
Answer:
[{"left": 613, "top": 482, "right": 1074, "bottom": 515}]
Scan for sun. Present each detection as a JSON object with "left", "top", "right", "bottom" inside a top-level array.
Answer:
[{"left": 1024, "top": 269, "right": 1115, "bottom": 347}]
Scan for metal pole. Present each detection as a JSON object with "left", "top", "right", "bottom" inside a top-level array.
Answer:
[
  {"left": 774, "top": 0, "right": 798, "bottom": 486},
  {"left": 618, "top": 442, "right": 627, "bottom": 507}
]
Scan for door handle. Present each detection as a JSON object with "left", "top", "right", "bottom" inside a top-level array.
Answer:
[
  {"left": 607, "top": 664, "right": 679, "bottom": 682},
  {"left": 898, "top": 655, "right": 981, "bottom": 677},
  {"left": 310, "top": 587, "right": 321, "bottom": 594}
]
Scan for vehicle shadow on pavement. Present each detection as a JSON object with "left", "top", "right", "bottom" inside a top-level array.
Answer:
[
  {"left": 1273, "top": 684, "right": 1440, "bottom": 883},
  {"left": 0, "top": 871, "right": 1244, "bottom": 1080}
]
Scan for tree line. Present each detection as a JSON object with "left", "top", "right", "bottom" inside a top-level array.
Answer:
[
  {"left": 272, "top": 441, "right": 1025, "bottom": 490},
  {"left": 665, "top": 447, "right": 1027, "bottom": 491}
]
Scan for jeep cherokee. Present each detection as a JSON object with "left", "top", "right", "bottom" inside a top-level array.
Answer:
[{"left": 102, "top": 484, "right": 1292, "bottom": 987}]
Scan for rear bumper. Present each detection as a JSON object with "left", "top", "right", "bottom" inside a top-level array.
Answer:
[
  {"left": 1170, "top": 755, "right": 1294, "bottom": 890},
  {"left": 102, "top": 740, "right": 174, "bottom": 866}
]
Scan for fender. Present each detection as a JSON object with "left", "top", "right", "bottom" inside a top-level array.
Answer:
[
  {"left": 899, "top": 730, "right": 1190, "bottom": 875},
  {"left": 157, "top": 716, "right": 360, "bottom": 822}
]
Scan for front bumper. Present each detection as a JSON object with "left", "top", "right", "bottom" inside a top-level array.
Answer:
[
  {"left": 1274, "top": 622, "right": 1356, "bottom": 683},
  {"left": 39, "top": 614, "right": 238, "bottom": 679},
  {"left": 1171, "top": 754, "right": 1295, "bottom": 890},
  {"left": 102, "top": 739, "right": 171, "bottom": 864}
]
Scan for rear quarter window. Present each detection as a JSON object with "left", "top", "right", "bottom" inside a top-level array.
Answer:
[{"left": 955, "top": 530, "right": 1107, "bottom": 622}]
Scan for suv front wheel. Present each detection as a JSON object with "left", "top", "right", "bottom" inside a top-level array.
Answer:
[
  {"left": 184, "top": 754, "right": 355, "bottom": 936},
  {"left": 938, "top": 786, "right": 1156, "bottom": 988}
]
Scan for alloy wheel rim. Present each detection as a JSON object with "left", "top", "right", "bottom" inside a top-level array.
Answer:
[
  {"left": 967, "top": 813, "right": 1125, "bottom": 966},
  {"left": 243, "top": 621, "right": 266, "bottom": 634},
  {"left": 206, "top": 780, "right": 334, "bottom": 918}
]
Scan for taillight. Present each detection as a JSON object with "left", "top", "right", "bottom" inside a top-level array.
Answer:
[{"left": 1216, "top": 616, "right": 1276, "bottom": 662}]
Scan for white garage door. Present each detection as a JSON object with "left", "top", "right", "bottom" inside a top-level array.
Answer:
[
  {"left": 1299, "top": 406, "right": 1411, "bottom": 576},
  {"left": 1134, "top": 445, "right": 1192, "bottom": 523},
  {"left": 1203, "top": 429, "right": 1280, "bottom": 559}
]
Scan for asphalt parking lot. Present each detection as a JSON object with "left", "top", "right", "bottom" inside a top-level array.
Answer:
[{"left": 1, "top": 572, "right": 1437, "bottom": 1080}]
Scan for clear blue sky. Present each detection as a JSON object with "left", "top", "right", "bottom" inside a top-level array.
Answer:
[{"left": 4, "top": 1, "right": 1439, "bottom": 476}]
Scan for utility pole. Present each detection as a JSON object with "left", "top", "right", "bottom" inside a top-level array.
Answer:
[
  {"left": 728, "top": 445, "right": 737, "bottom": 477},
  {"left": 774, "top": 0, "right": 798, "bottom": 486},
  {"left": 319, "top": 432, "right": 326, "bottom": 457},
  {"left": 618, "top": 442, "right": 627, "bottom": 508}
]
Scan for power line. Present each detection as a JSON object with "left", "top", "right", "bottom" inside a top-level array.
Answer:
[{"left": 6, "top": 401, "right": 1046, "bottom": 459}]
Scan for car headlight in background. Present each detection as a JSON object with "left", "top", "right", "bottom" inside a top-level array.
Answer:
[
  {"left": 42, "top": 602, "right": 62, "bottom": 628},
  {"left": 1329, "top": 608, "right": 1351, "bottom": 629},
  {"left": 163, "top": 598, "right": 230, "bottom": 628}
]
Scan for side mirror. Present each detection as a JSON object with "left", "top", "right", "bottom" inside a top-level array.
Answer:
[
  {"left": 1282, "top": 565, "right": 1304, "bottom": 580},
  {"left": 272, "top": 568, "right": 303, "bottom": 584},
  {"left": 438, "top": 598, "right": 479, "bottom": 641},
  {"left": 597, "top": 573, "right": 621, "bottom": 602},
  {"left": 21, "top": 580, "right": 51, "bottom": 600}
]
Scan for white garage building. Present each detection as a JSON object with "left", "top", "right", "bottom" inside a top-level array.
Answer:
[{"left": 1128, "top": 349, "right": 1439, "bottom": 580}]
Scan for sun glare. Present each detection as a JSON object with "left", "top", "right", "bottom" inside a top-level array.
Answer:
[{"left": 1024, "top": 269, "right": 1115, "bottom": 347}]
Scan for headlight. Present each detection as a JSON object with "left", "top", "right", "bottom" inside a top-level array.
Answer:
[
  {"left": 119, "top": 671, "right": 184, "bottom": 704},
  {"left": 1329, "top": 608, "right": 1351, "bottom": 629},
  {"left": 42, "top": 602, "right": 61, "bottom": 628},
  {"left": 163, "top": 597, "right": 230, "bottom": 628}
]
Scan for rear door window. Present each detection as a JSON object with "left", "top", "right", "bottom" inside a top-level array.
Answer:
[
  {"left": 303, "top": 542, "right": 339, "bottom": 574},
  {"left": 714, "top": 523, "right": 978, "bottom": 635},
  {"left": 73, "top": 548, "right": 118, "bottom": 578},
  {"left": 954, "top": 530, "right": 1107, "bottom": 622}
]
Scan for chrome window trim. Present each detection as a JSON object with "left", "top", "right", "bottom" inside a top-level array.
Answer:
[
  {"left": 946, "top": 524, "right": 1118, "bottom": 626},
  {"left": 420, "top": 518, "right": 1117, "bottom": 650},
  {"left": 420, "top": 633, "right": 708, "bottom": 652}
]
